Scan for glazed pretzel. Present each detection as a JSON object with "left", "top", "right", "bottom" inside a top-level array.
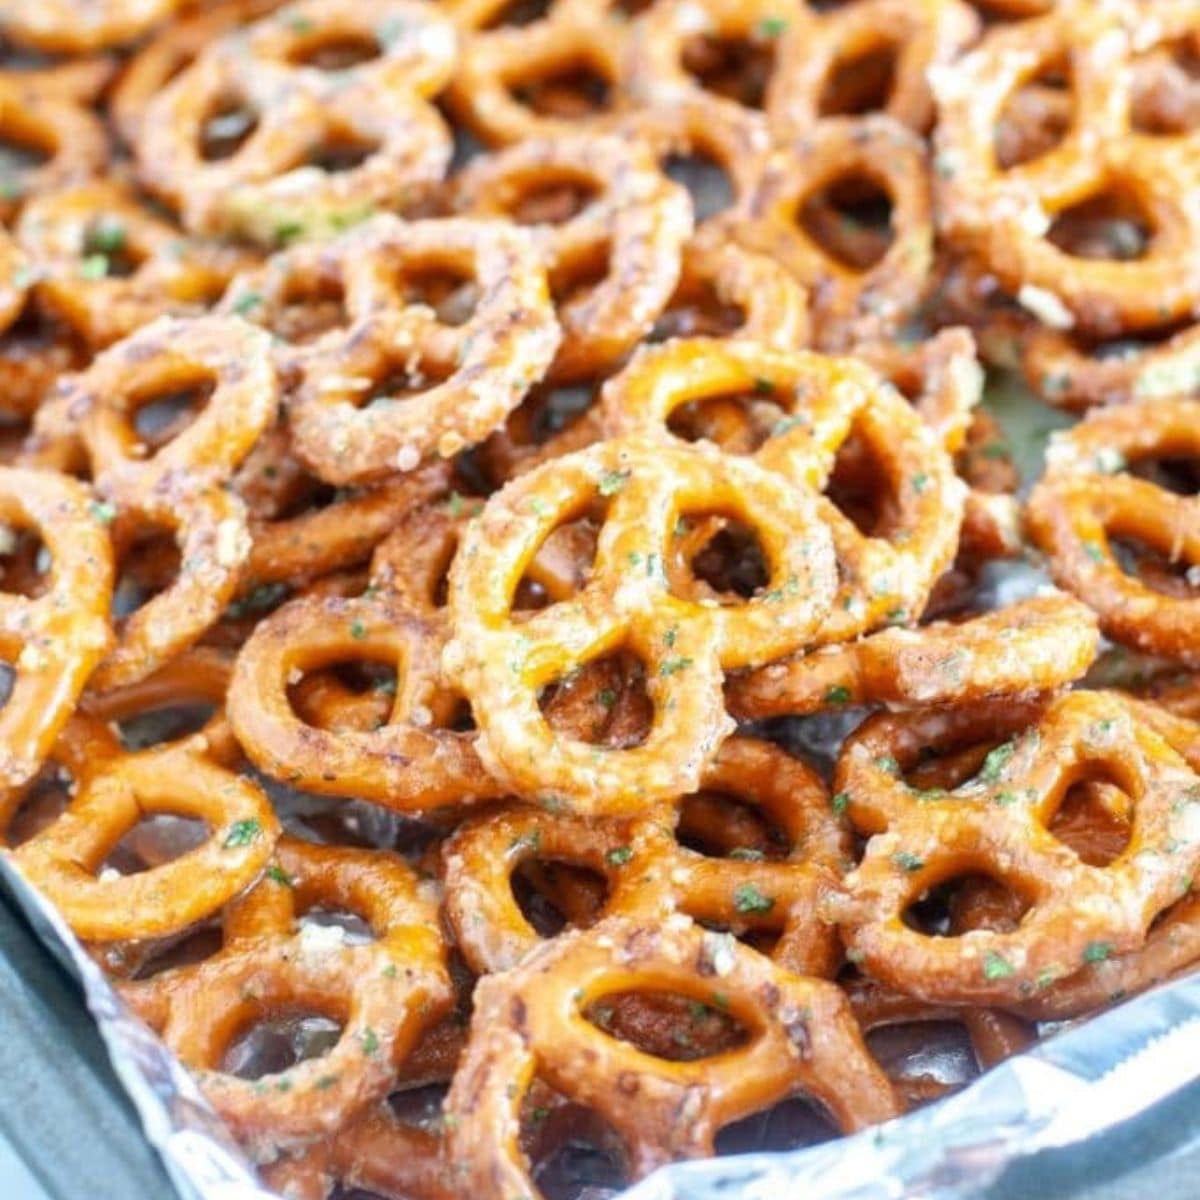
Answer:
[
  {"left": 111, "top": 0, "right": 285, "bottom": 146},
  {"left": 443, "top": 435, "right": 836, "bottom": 813},
  {"left": 599, "top": 338, "right": 964, "bottom": 644},
  {"left": 0, "top": 78, "right": 108, "bottom": 217},
  {"left": 0, "top": 468, "right": 112, "bottom": 786},
  {"left": 767, "top": 0, "right": 980, "bottom": 139},
  {"left": 443, "top": 735, "right": 850, "bottom": 978},
  {"left": 728, "top": 115, "right": 934, "bottom": 349},
  {"left": 0, "top": 0, "right": 179, "bottom": 53},
  {"left": 228, "top": 587, "right": 493, "bottom": 810},
  {"left": 446, "top": 0, "right": 626, "bottom": 145},
  {"left": 18, "top": 179, "right": 255, "bottom": 348},
  {"left": 453, "top": 131, "right": 691, "bottom": 383},
  {"left": 118, "top": 837, "right": 452, "bottom": 1148},
  {"left": 934, "top": 0, "right": 1200, "bottom": 337},
  {"left": 831, "top": 690, "right": 1200, "bottom": 1004},
  {"left": 1027, "top": 397, "right": 1200, "bottom": 666},
  {"left": 136, "top": 0, "right": 457, "bottom": 243},
  {"left": 445, "top": 916, "right": 900, "bottom": 1195},
  {"left": 9, "top": 692, "right": 279, "bottom": 941},
  {"left": 726, "top": 594, "right": 1099, "bottom": 721},
  {"left": 223, "top": 213, "right": 561, "bottom": 486}
]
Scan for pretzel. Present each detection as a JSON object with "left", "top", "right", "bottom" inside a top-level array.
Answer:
[
  {"left": 0, "top": 0, "right": 178, "bottom": 53},
  {"left": 118, "top": 836, "right": 452, "bottom": 1149},
  {"left": 1020, "top": 321, "right": 1200, "bottom": 410},
  {"left": 831, "top": 690, "right": 1200, "bottom": 1004},
  {"left": 728, "top": 115, "right": 934, "bottom": 349},
  {"left": 933, "top": 1, "right": 1200, "bottom": 337},
  {"left": 599, "top": 338, "right": 964, "bottom": 644},
  {"left": 10, "top": 700, "right": 279, "bottom": 941},
  {"left": 1027, "top": 397, "right": 1200, "bottom": 666},
  {"left": 225, "top": 213, "right": 561, "bottom": 486},
  {"left": 445, "top": 916, "right": 900, "bottom": 1194},
  {"left": 444, "top": 735, "right": 850, "bottom": 978},
  {"left": 111, "top": 1, "right": 285, "bottom": 145},
  {"left": 727, "top": 593, "right": 1099, "bottom": 721},
  {"left": 18, "top": 179, "right": 255, "bottom": 348},
  {"left": 228, "top": 587, "right": 493, "bottom": 810},
  {"left": 454, "top": 131, "right": 691, "bottom": 382},
  {"left": 766, "top": 0, "right": 980, "bottom": 139},
  {"left": 443, "top": 435, "right": 836, "bottom": 813},
  {"left": 0, "top": 78, "right": 107, "bottom": 218},
  {"left": 135, "top": 0, "right": 457, "bottom": 243},
  {"left": 0, "top": 468, "right": 112, "bottom": 786},
  {"left": 446, "top": 0, "right": 626, "bottom": 145}
]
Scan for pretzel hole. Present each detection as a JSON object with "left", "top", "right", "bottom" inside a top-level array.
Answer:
[
  {"left": 715, "top": 1094, "right": 840, "bottom": 1153},
  {"left": 0, "top": 120, "right": 51, "bottom": 197},
  {"left": 111, "top": 524, "right": 179, "bottom": 620},
  {"left": 1132, "top": 41, "right": 1200, "bottom": 135},
  {"left": 819, "top": 44, "right": 899, "bottom": 118},
  {"left": 288, "top": 661, "right": 397, "bottom": 733},
  {"left": 102, "top": 813, "right": 210, "bottom": 876},
  {"left": 1126, "top": 454, "right": 1200, "bottom": 496},
  {"left": 1047, "top": 192, "right": 1151, "bottom": 262},
  {"left": 129, "top": 921, "right": 224, "bottom": 980},
  {"left": 797, "top": 176, "right": 894, "bottom": 271},
  {"left": 549, "top": 244, "right": 610, "bottom": 311},
  {"left": 682, "top": 35, "right": 776, "bottom": 110},
  {"left": 673, "top": 514, "right": 770, "bottom": 601},
  {"left": 480, "top": 0, "right": 553, "bottom": 29},
  {"left": 361, "top": 357, "right": 453, "bottom": 409},
  {"left": 994, "top": 64, "right": 1071, "bottom": 169},
  {"left": 584, "top": 990, "right": 749, "bottom": 1061},
  {"left": 288, "top": 32, "right": 382, "bottom": 71},
  {"left": 512, "top": 859, "right": 609, "bottom": 936},
  {"left": 299, "top": 907, "right": 375, "bottom": 945},
  {"left": 130, "top": 376, "right": 215, "bottom": 448},
  {"left": 395, "top": 262, "right": 479, "bottom": 327},
  {"left": 904, "top": 872, "right": 1031, "bottom": 936},
  {"left": 0, "top": 523, "right": 50, "bottom": 599},
  {"left": 1109, "top": 535, "right": 1200, "bottom": 600},
  {"left": 502, "top": 171, "right": 602, "bottom": 227},
  {"left": 521, "top": 1089, "right": 626, "bottom": 1199},
  {"left": 3, "top": 762, "right": 71, "bottom": 846},
  {"left": 665, "top": 387, "right": 806, "bottom": 454},
  {"left": 510, "top": 59, "right": 614, "bottom": 121},
  {"left": 83, "top": 217, "right": 145, "bottom": 279},
  {"left": 865, "top": 1020, "right": 977, "bottom": 1099},
  {"left": 516, "top": 511, "right": 602, "bottom": 609},
  {"left": 306, "top": 131, "right": 381, "bottom": 174},
  {"left": 663, "top": 150, "right": 735, "bottom": 222},
  {"left": 677, "top": 791, "right": 789, "bottom": 860},
  {"left": 223, "top": 1011, "right": 344, "bottom": 1079},
  {"left": 199, "top": 93, "right": 260, "bottom": 162},
  {"left": 540, "top": 650, "right": 651, "bottom": 748},
  {"left": 266, "top": 272, "right": 350, "bottom": 345},
  {"left": 1047, "top": 774, "right": 1133, "bottom": 867},
  {"left": 825, "top": 432, "right": 901, "bottom": 537}
]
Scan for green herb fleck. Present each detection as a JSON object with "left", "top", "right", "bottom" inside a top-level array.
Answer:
[
  {"left": 891, "top": 851, "right": 924, "bottom": 872},
  {"left": 598, "top": 469, "right": 630, "bottom": 496},
  {"left": 831, "top": 791, "right": 850, "bottom": 816},
  {"left": 733, "top": 883, "right": 775, "bottom": 914},
  {"left": 757, "top": 16, "right": 788, "bottom": 37},
  {"left": 266, "top": 865, "right": 293, "bottom": 888},
  {"left": 983, "top": 951, "right": 1015, "bottom": 980},
  {"left": 824, "top": 684, "right": 852, "bottom": 705},
  {"left": 232, "top": 291, "right": 264, "bottom": 316},
  {"left": 659, "top": 656, "right": 693, "bottom": 677},
  {"left": 89, "top": 499, "right": 117, "bottom": 525},
  {"left": 606, "top": 846, "right": 633, "bottom": 867},
  {"left": 224, "top": 819, "right": 262, "bottom": 848},
  {"left": 1083, "top": 941, "right": 1112, "bottom": 964},
  {"left": 79, "top": 254, "right": 109, "bottom": 280}
]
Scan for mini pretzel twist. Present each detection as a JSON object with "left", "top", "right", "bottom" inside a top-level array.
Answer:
[
  {"left": 934, "top": 0, "right": 1200, "bottom": 337},
  {"left": 1027, "top": 397, "right": 1200, "bottom": 666},
  {"left": 443, "top": 435, "right": 837, "bottom": 813},
  {"left": 444, "top": 916, "right": 901, "bottom": 1196},
  {"left": 0, "top": 0, "right": 179, "bottom": 53},
  {"left": 135, "top": 0, "right": 458, "bottom": 243},
  {"left": 117, "top": 836, "right": 452, "bottom": 1149},
  {"left": 443, "top": 735, "right": 851, "bottom": 979},
  {"left": 831, "top": 690, "right": 1200, "bottom": 1003}
]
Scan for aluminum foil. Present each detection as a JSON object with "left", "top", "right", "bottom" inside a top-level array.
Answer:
[{"left": 0, "top": 377, "right": 1196, "bottom": 1200}]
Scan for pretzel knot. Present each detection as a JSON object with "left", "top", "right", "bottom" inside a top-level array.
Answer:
[
  {"left": 42, "top": 315, "right": 279, "bottom": 689},
  {"left": 831, "top": 690, "right": 1200, "bottom": 1004},
  {"left": 224, "top": 212, "right": 561, "bottom": 486},
  {"left": 599, "top": 338, "right": 965, "bottom": 643},
  {"left": 1027, "top": 397, "right": 1200, "bottom": 666},
  {"left": 443, "top": 736, "right": 851, "bottom": 978},
  {"left": 118, "top": 837, "right": 452, "bottom": 1149},
  {"left": 444, "top": 916, "right": 901, "bottom": 1195},
  {"left": 934, "top": 0, "right": 1200, "bottom": 337},
  {"left": 453, "top": 131, "right": 692, "bottom": 383},
  {"left": 135, "top": 0, "right": 458, "bottom": 243},
  {"left": 0, "top": 468, "right": 113, "bottom": 786},
  {"left": 443, "top": 435, "right": 837, "bottom": 814}
]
